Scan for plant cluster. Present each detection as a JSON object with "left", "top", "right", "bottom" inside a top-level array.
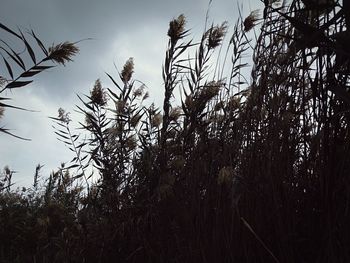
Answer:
[{"left": 1, "top": 0, "right": 350, "bottom": 262}]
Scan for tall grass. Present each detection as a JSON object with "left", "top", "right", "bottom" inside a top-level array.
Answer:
[
  {"left": 0, "top": 22, "right": 78, "bottom": 140},
  {"left": 1, "top": 0, "right": 350, "bottom": 262}
]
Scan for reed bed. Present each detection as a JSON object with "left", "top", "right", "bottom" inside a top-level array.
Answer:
[{"left": 1, "top": 0, "right": 350, "bottom": 262}]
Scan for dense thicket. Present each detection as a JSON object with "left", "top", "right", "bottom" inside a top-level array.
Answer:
[{"left": 1, "top": 0, "right": 350, "bottom": 262}]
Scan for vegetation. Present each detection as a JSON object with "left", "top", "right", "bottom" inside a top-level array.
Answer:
[
  {"left": 1, "top": 0, "right": 350, "bottom": 262},
  {"left": 0, "top": 22, "right": 78, "bottom": 139}
]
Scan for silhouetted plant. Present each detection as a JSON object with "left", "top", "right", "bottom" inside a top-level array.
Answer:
[{"left": 0, "top": 22, "right": 78, "bottom": 139}]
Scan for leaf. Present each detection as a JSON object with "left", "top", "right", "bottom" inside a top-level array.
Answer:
[
  {"left": 106, "top": 72, "right": 123, "bottom": 92},
  {"left": 0, "top": 126, "right": 30, "bottom": 140},
  {"left": 0, "top": 101, "right": 30, "bottom": 111},
  {"left": 7, "top": 45, "right": 26, "bottom": 70},
  {"left": 76, "top": 142, "right": 88, "bottom": 149},
  {"left": 107, "top": 88, "right": 120, "bottom": 100},
  {"left": 56, "top": 137, "right": 72, "bottom": 145},
  {"left": 19, "top": 30, "right": 36, "bottom": 63},
  {"left": 0, "top": 45, "right": 25, "bottom": 70},
  {"left": 2, "top": 56, "right": 13, "bottom": 79},
  {"left": 49, "top": 116, "right": 62, "bottom": 122},
  {"left": 30, "top": 30, "right": 48, "bottom": 56},
  {"left": 0, "top": 22, "right": 22, "bottom": 39},
  {"left": 241, "top": 217, "right": 280, "bottom": 263},
  {"left": 5, "top": 80, "right": 33, "bottom": 89},
  {"left": 174, "top": 64, "right": 193, "bottom": 71},
  {"left": 54, "top": 131, "right": 70, "bottom": 140},
  {"left": 86, "top": 172, "right": 94, "bottom": 180},
  {"left": 76, "top": 95, "right": 94, "bottom": 111},
  {"left": 66, "top": 164, "right": 80, "bottom": 169},
  {"left": 187, "top": 78, "right": 194, "bottom": 93},
  {"left": 20, "top": 70, "right": 42, "bottom": 78},
  {"left": 81, "top": 155, "right": 89, "bottom": 161},
  {"left": 32, "top": 65, "right": 54, "bottom": 70}
]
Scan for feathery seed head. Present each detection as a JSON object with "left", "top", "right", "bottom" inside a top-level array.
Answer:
[
  {"left": 240, "top": 87, "right": 252, "bottom": 98},
  {"left": 142, "top": 91, "right": 150, "bottom": 101},
  {"left": 58, "top": 108, "right": 70, "bottom": 124},
  {"left": 151, "top": 112, "right": 162, "bottom": 128},
  {"left": 133, "top": 84, "right": 145, "bottom": 98},
  {"left": 244, "top": 10, "right": 260, "bottom": 32},
  {"left": 116, "top": 100, "right": 127, "bottom": 114},
  {"left": 106, "top": 126, "right": 122, "bottom": 137},
  {"left": 126, "top": 135, "right": 137, "bottom": 150},
  {"left": 121, "top": 58, "right": 134, "bottom": 83},
  {"left": 168, "top": 14, "right": 186, "bottom": 43},
  {"left": 200, "top": 81, "right": 222, "bottom": 101},
  {"left": 218, "top": 166, "right": 234, "bottom": 185},
  {"left": 48, "top": 42, "right": 79, "bottom": 65},
  {"left": 169, "top": 106, "right": 182, "bottom": 121},
  {"left": 227, "top": 96, "right": 241, "bottom": 110},
  {"left": 90, "top": 79, "right": 107, "bottom": 106},
  {"left": 207, "top": 22, "right": 228, "bottom": 49}
]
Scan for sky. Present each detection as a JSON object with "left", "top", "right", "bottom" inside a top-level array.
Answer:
[{"left": 0, "top": 0, "right": 262, "bottom": 186}]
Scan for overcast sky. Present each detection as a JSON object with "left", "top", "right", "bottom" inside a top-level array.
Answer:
[{"left": 0, "top": 0, "right": 262, "bottom": 186}]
